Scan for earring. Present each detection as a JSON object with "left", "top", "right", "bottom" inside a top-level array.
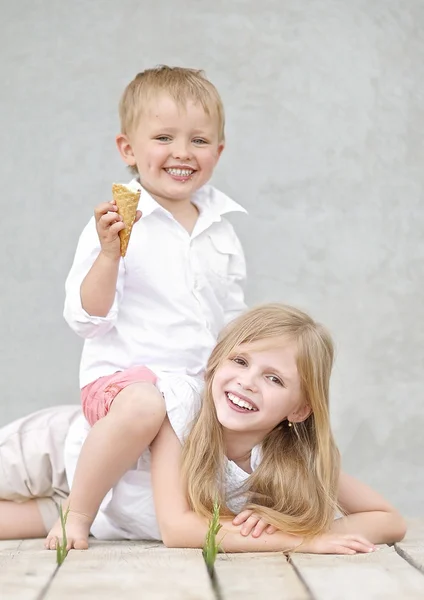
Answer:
[{"left": 288, "top": 421, "right": 293, "bottom": 427}]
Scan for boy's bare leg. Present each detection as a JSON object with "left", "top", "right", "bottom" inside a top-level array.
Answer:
[
  {"left": 0, "top": 500, "right": 47, "bottom": 539},
  {"left": 45, "top": 382, "right": 165, "bottom": 550}
]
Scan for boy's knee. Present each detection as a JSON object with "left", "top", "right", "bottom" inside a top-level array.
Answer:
[{"left": 111, "top": 383, "right": 166, "bottom": 425}]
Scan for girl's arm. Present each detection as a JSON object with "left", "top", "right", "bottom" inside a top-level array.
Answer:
[
  {"left": 150, "top": 418, "right": 302, "bottom": 552},
  {"left": 332, "top": 471, "right": 407, "bottom": 544}
]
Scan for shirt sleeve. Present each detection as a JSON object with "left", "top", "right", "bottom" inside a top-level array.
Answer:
[
  {"left": 156, "top": 374, "right": 203, "bottom": 443},
  {"left": 63, "top": 217, "right": 125, "bottom": 339},
  {"left": 223, "top": 228, "right": 247, "bottom": 325}
]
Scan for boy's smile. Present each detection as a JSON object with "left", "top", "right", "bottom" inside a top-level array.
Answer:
[
  {"left": 117, "top": 94, "right": 224, "bottom": 212},
  {"left": 164, "top": 165, "right": 196, "bottom": 182}
]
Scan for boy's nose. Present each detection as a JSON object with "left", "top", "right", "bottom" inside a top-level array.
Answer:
[{"left": 172, "top": 142, "right": 192, "bottom": 160}]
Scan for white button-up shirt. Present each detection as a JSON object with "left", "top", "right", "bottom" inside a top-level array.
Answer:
[{"left": 64, "top": 182, "right": 247, "bottom": 388}]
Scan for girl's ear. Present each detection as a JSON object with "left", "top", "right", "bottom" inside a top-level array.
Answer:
[{"left": 288, "top": 404, "right": 312, "bottom": 424}]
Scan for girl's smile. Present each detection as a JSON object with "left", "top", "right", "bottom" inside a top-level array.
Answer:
[
  {"left": 212, "top": 338, "right": 307, "bottom": 438},
  {"left": 225, "top": 390, "right": 259, "bottom": 412}
]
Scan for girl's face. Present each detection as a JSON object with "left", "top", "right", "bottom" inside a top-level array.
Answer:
[{"left": 211, "top": 338, "right": 309, "bottom": 437}]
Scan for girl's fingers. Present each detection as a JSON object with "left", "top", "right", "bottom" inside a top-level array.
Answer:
[
  {"left": 240, "top": 515, "right": 261, "bottom": 536},
  {"left": 347, "top": 535, "right": 375, "bottom": 548},
  {"left": 266, "top": 525, "right": 277, "bottom": 534},
  {"left": 335, "top": 545, "right": 356, "bottom": 555},
  {"left": 233, "top": 510, "right": 253, "bottom": 525},
  {"left": 346, "top": 540, "right": 375, "bottom": 553},
  {"left": 252, "top": 519, "right": 270, "bottom": 538}
]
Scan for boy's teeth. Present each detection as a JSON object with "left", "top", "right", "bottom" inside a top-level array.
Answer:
[
  {"left": 227, "top": 392, "right": 257, "bottom": 411},
  {"left": 166, "top": 168, "right": 194, "bottom": 177}
]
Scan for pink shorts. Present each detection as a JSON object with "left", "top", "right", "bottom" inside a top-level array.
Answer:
[{"left": 81, "top": 366, "right": 158, "bottom": 426}]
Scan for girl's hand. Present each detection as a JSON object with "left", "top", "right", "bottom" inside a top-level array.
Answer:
[
  {"left": 94, "top": 201, "right": 141, "bottom": 260},
  {"left": 232, "top": 509, "right": 277, "bottom": 538},
  {"left": 297, "top": 532, "right": 376, "bottom": 555}
]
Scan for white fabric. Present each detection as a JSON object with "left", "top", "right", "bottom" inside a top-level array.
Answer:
[
  {"left": 64, "top": 181, "right": 247, "bottom": 388},
  {"left": 64, "top": 374, "right": 260, "bottom": 541}
]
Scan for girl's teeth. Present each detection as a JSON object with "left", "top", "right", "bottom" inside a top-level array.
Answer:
[
  {"left": 166, "top": 168, "right": 194, "bottom": 177},
  {"left": 227, "top": 392, "right": 257, "bottom": 411}
]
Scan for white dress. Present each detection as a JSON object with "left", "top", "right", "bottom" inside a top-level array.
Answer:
[{"left": 64, "top": 373, "right": 261, "bottom": 541}]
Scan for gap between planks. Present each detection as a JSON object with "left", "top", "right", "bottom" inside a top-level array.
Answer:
[
  {"left": 290, "top": 544, "right": 424, "bottom": 600},
  {"left": 214, "top": 551, "right": 310, "bottom": 599},
  {"left": 43, "top": 540, "right": 215, "bottom": 600},
  {"left": 3, "top": 520, "right": 424, "bottom": 600},
  {"left": 0, "top": 539, "right": 58, "bottom": 600},
  {"left": 395, "top": 518, "right": 424, "bottom": 574}
]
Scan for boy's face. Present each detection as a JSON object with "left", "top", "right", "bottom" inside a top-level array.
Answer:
[{"left": 116, "top": 94, "right": 224, "bottom": 204}]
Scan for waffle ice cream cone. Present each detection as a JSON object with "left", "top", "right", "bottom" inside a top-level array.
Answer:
[{"left": 112, "top": 183, "right": 141, "bottom": 257}]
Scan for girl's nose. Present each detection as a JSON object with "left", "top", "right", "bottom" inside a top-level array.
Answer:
[{"left": 237, "top": 370, "right": 258, "bottom": 392}]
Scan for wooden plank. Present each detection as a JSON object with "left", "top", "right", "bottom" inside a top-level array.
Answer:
[
  {"left": 395, "top": 519, "right": 424, "bottom": 573},
  {"left": 44, "top": 540, "right": 215, "bottom": 600},
  {"left": 215, "top": 552, "right": 310, "bottom": 599},
  {"left": 290, "top": 545, "right": 424, "bottom": 600},
  {"left": 0, "top": 538, "right": 58, "bottom": 600},
  {"left": 0, "top": 538, "right": 23, "bottom": 552}
]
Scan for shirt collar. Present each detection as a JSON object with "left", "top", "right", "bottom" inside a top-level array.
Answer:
[
  {"left": 126, "top": 179, "right": 162, "bottom": 218},
  {"left": 192, "top": 185, "right": 247, "bottom": 220},
  {"left": 127, "top": 179, "right": 247, "bottom": 222}
]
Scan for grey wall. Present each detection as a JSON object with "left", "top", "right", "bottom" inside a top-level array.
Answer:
[{"left": 1, "top": 0, "right": 423, "bottom": 515}]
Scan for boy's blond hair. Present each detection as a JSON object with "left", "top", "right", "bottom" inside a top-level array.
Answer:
[{"left": 119, "top": 66, "right": 225, "bottom": 141}]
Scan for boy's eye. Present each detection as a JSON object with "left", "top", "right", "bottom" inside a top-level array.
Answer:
[
  {"left": 193, "top": 138, "right": 208, "bottom": 145},
  {"left": 155, "top": 136, "right": 172, "bottom": 142}
]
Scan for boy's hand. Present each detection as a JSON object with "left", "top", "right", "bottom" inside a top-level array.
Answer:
[
  {"left": 297, "top": 532, "right": 376, "bottom": 555},
  {"left": 94, "top": 201, "right": 141, "bottom": 260},
  {"left": 233, "top": 509, "right": 277, "bottom": 538}
]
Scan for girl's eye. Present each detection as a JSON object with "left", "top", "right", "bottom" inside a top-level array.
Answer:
[
  {"left": 155, "top": 136, "right": 171, "bottom": 142},
  {"left": 267, "top": 375, "right": 284, "bottom": 386},
  {"left": 232, "top": 356, "right": 247, "bottom": 366},
  {"left": 193, "top": 138, "right": 208, "bottom": 145}
]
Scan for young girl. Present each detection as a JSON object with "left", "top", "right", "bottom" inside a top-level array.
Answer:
[
  {"left": 1, "top": 304, "right": 405, "bottom": 552},
  {"left": 150, "top": 303, "right": 406, "bottom": 552}
]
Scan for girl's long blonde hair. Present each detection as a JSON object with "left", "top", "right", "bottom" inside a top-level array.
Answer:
[{"left": 181, "top": 303, "right": 340, "bottom": 537}]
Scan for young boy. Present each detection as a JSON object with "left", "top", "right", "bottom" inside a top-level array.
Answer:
[{"left": 46, "top": 66, "right": 247, "bottom": 549}]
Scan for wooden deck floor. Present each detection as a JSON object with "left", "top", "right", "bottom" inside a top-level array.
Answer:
[{"left": 1, "top": 520, "right": 423, "bottom": 599}]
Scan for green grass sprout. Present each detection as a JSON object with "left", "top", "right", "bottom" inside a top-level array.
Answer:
[
  {"left": 203, "top": 499, "right": 222, "bottom": 575},
  {"left": 56, "top": 504, "right": 70, "bottom": 566}
]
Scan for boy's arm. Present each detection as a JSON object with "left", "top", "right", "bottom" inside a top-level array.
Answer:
[
  {"left": 80, "top": 251, "right": 120, "bottom": 317},
  {"left": 332, "top": 471, "right": 407, "bottom": 544},
  {"left": 150, "top": 418, "right": 302, "bottom": 552},
  {"left": 64, "top": 218, "right": 125, "bottom": 339}
]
